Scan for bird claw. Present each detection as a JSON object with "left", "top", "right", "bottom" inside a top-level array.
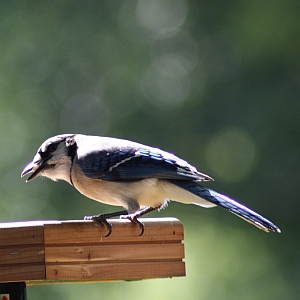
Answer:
[
  {"left": 119, "top": 206, "right": 157, "bottom": 236},
  {"left": 84, "top": 214, "right": 113, "bottom": 237},
  {"left": 120, "top": 214, "right": 145, "bottom": 236},
  {"left": 84, "top": 210, "right": 128, "bottom": 237}
]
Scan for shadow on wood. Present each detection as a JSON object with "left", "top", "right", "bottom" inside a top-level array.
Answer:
[{"left": 0, "top": 218, "right": 185, "bottom": 284}]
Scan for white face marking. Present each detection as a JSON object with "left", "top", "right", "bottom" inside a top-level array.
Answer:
[
  {"left": 38, "top": 142, "right": 73, "bottom": 184},
  {"left": 41, "top": 155, "right": 72, "bottom": 183}
]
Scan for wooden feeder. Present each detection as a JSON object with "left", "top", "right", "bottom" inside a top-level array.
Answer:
[{"left": 0, "top": 218, "right": 185, "bottom": 299}]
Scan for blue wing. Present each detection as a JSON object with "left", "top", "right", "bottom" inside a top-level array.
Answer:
[{"left": 76, "top": 146, "right": 212, "bottom": 182}]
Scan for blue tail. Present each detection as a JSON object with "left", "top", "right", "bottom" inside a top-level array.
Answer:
[{"left": 170, "top": 180, "right": 281, "bottom": 233}]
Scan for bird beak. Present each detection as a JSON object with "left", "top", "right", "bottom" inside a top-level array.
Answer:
[{"left": 21, "top": 160, "right": 42, "bottom": 182}]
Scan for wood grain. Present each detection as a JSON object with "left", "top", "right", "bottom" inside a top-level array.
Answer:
[
  {"left": 0, "top": 218, "right": 185, "bottom": 284},
  {"left": 0, "top": 264, "right": 45, "bottom": 282},
  {"left": 46, "top": 261, "right": 185, "bottom": 281},
  {"left": 43, "top": 218, "right": 184, "bottom": 244},
  {"left": 45, "top": 243, "right": 184, "bottom": 263},
  {"left": 0, "top": 223, "right": 44, "bottom": 246}
]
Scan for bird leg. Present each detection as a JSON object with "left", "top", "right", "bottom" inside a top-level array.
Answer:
[
  {"left": 84, "top": 210, "right": 129, "bottom": 237},
  {"left": 120, "top": 206, "right": 156, "bottom": 236}
]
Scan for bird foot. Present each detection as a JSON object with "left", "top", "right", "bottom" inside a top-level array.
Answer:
[
  {"left": 120, "top": 206, "right": 156, "bottom": 236},
  {"left": 84, "top": 207, "right": 156, "bottom": 237},
  {"left": 120, "top": 213, "right": 145, "bottom": 236},
  {"left": 84, "top": 210, "right": 128, "bottom": 237}
]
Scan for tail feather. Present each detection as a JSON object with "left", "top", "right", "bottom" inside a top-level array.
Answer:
[{"left": 170, "top": 180, "right": 281, "bottom": 233}]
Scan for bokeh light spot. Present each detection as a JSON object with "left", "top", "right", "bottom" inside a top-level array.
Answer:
[
  {"left": 119, "top": 0, "right": 187, "bottom": 43},
  {"left": 151, "top": 30, "right": 199, "bottom": 75},
  {"left": 205, "top": 127, "right": 258, "bottom": 182},
  {"left": 141, "top": 64, "right": 191, "bottom": 107},
  {"left": 136, "top": 0, "right": 187, "bottom": 36},
  {"left": 141, "top": 30, "right": 199, "bottom": 108}
]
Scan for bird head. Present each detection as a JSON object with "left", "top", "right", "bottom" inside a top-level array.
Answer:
[{"left": 21, "top": 134, "right": 77, "bottom": 183}]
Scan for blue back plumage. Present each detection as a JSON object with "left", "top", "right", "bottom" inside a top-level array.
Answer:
[{"left": 78, "top": 147, "right": 211, "bottom": 182}]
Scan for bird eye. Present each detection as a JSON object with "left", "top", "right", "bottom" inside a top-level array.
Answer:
[{"left": 48, "top": 143, "right": 58, "bottom": 153}]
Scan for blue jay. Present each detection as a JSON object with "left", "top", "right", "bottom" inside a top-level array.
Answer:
[{"left": 21, "top": 134, "right": 280, "bottom": 235}]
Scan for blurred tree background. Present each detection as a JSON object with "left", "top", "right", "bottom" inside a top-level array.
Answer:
[{"left": 0, "top": 0, "right": 299, "bottom": 299}]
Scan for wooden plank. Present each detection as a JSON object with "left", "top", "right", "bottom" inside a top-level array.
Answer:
[
  {"left": 0, "top": 218, "right": 185, "bottom": 283},
  {"left": 44, "top": 218, "right": 183, "bottom": 245},
  {"left": 0, "top": 223, "right": 44, "bottom": 246},
  {"left": 45, "top": 243, "right": 184, "bottom": 263},
  {"left": 46, "top": 261, "right": 185, "bottom": 281},
  {"left": 0, "top": 245, "right": 45, "bottom": 265},
  {"left": 0, "top": 264, "right": 45, "bottom": 282}
]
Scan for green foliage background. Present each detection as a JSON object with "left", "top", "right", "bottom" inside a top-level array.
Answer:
[{"left": 0, "top": 1, "right": 299, "bottom": 299}]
